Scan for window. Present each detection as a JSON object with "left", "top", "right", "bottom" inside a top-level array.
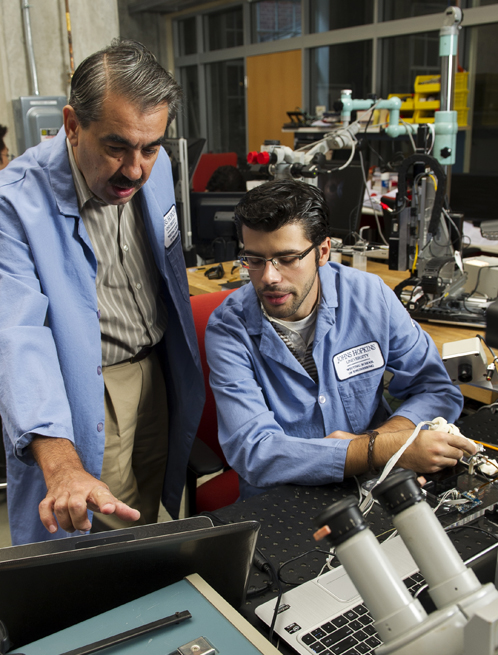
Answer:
[
  {"left": 380, "top": 1, "right": 461, "bottom": 22},
  {"left": 251, "top": 0, "right": 302, "bottom": 43},
  {"left": 178, "top": 17, "right": 197, "bottom": 56},
  {"left": 310, "top": 0, "right": 373, "bottom": 33},
  {"left": 204, "top": 7, "right": 243, "bottom": 51},
  {"left": 172, "top": 0, "right": 497, "bottom": 174},
  {"left": 206, "top": 60, "right": 246, "bottom": 156},
  {"left": 461, "top": 23, "right": 498, "bottom": 174},
  {"left": 380, "top": 31, "right": 439, "bottom": 97},
  {"left": 310, "top": 41, "right": 372, "bottom": 113},
  {"left": 180, "top": 66, "right": 201, "bottom": 139}
]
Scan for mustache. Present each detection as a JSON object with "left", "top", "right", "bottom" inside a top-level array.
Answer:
[
  {"left": 259, "top": 285, "right": 293, "bottom": 294},
  {"left": 109, "top": 172, "right": 143, "bottom": 189}
]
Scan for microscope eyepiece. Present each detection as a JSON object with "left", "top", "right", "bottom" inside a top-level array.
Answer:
[
  {"left": 314, "top": 496, "right": 366, "bottom": 546},
  {"left": 372, "top": 469, "right": 424, "bottom": 515}
]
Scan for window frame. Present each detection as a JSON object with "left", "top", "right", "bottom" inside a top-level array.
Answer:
[{"left": 172, "top": 1, "right": 498, "bottom": 168}]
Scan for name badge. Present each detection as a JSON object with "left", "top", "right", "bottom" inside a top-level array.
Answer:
[
  {"left": 333, "top": 341, "right": 384, "bottom": 381},
  {"left": 164, "top": 204, "right": 179, "bottom": 248}
]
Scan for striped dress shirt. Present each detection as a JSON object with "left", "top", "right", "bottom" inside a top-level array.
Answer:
[
  {"left": 264, "top": 303, "right": 319, "bottom": 384},
  {"left": 67, "top": 140, "right": 168, "bottom": 366}
]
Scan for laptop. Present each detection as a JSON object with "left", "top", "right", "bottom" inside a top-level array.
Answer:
[
  {"left": 255, "top": 535, "right": 420, "bottom": 655},
  {"left": 256, "top": 526, "right": 498, "bottom": 655},
  {"left": 0, "top": 516, "right": 260, "bottom": 650}
]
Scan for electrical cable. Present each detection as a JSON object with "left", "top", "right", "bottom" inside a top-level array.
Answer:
[
  {"left": 393, "top": 276, "right": 422, "bottom": 304},
  {"left": 359, "top": 420, "right": 434, "bottom": 513},
  {"left": 477, "top": 334, "right": 498, "bottom": 372},
  {"left": 442, "top": 208, "right": 463, "bottom": 247},
  {"left": 400, "top": 120, "right": 417, "bottom": 152},
  {"left": 411, "top": 243, "right": 419, "bottom": 275},
  {"left": 267, "top": 560, "right": 283, "bottom": 645},
  {"left": 462, "top": 294, "right": 487, "bottom": 315},
  {"left": 426, "top": 123, "right": 435, "bottom": 154},
  {"left": 353, "top": 475, "right": 363, "bottom": 504},
  {"left": 277, "top": 548, "right": 334, "bottom": 586},
  {"left": 467, "top": 266, "right": 498, "bottom": 300},
  {"left": 476, "top": 399, "right": 498, "bottom": 413},
  {"left": 424, "top": 290, "right": 446, "bottom": 308},
  {"left": 336, "top": 138, "right": 357, "bottom": 171},
  {"left": 247, "top": 547, "right": 275, "bottom": 598}
]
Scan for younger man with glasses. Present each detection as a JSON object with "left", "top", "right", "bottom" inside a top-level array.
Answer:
[{"left": 205, "top": 179, "right": 474, "bottom": 500}]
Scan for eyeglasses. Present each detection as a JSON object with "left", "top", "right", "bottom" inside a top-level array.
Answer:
[
  {"left": 0, "top": 152, "right": 14, "bottom": 162},
  {"left": 239, "top": 244, "right": 316, "bottom": 271}
]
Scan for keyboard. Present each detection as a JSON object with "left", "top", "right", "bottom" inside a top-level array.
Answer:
[
  {"left": 298, "top": 572, "right": 426, "bottom": 655},
  {"left": 409, "top": 307, "right": 486, "bottom": 328}
]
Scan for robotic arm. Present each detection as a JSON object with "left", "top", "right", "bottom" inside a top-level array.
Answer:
[{"left": 246, "top": 121, "right": 363, "bottom": 183}]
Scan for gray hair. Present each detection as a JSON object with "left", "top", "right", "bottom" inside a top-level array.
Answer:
[{"left": 69, "top": 39, "right": 182, "bottom": 128}]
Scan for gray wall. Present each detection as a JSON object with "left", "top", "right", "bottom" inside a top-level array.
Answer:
[
  {"left": 0, "top": 0, "right": 120, "bottom": 155},
  {"left": 118, "top": 0, "right": 170, "bottom": 69}
]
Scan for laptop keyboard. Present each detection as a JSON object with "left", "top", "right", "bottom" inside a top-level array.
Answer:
[{"left": 298, "top": 572, "right": 425, "bottom": 655}]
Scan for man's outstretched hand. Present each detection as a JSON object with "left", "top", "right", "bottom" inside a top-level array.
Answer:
[{"left": 31, "top": 436, "right": 140, "bottom": 534}]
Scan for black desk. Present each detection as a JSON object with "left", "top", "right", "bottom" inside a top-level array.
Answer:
[{"left": 212, "top": 477, "right": 498, "bottom": 651}]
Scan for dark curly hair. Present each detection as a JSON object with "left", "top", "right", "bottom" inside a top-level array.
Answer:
[
  {"left": 0, "top": 125, "right": 7, "bottom": 152},
  {"left": 234, "top": 179, "right": 330, "bottom": 246},
  {"left": 206, "top": 165, "right": 246, "bottom": 192}
]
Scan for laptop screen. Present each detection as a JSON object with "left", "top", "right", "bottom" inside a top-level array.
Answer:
[{"left": 0, "top": 517, "right": 259, "bottom": 649}]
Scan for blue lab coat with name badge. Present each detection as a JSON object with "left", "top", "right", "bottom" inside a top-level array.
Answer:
[
  {"left": 205, "top": 262, "right": 463, "bottom": 500},
  {"left": 0, "top": 129, "right": 204, "bottom": 545}
]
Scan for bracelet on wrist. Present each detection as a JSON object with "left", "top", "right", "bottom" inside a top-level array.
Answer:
[{"left": 364, "top": 430, "right": 379, "bottom": 473}]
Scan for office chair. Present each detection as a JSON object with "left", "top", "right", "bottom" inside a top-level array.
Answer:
[
  {"left": 186, "top": 289, "right": 240, "bottom": 515},
  {"left": 191, "top": 152, "right": 238, "bottom": 192}
]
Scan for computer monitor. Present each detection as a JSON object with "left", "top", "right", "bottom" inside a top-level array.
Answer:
[
  {"left": 163, "top": 138, "right": 207, "bottom": 264},
  {"left": 187, "top": 137, "right": 206, "bottom": 182},
  {"left": 450, "top": 173, "right": 497, "bottom": 223},
  {"left": 0, "top": 517, "right": 259, "bottom": 649},
  {"left": 190, "top": 191, "right": 245, "bottom": 262},
  {"left": 317, "top": 164, "right": 365, "bottom": 245}
]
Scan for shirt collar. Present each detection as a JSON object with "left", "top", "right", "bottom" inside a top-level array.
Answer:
[
  {"left": 66, "top": 138, "right": 104, "bottom": 211},
  {"left": 244, "top": 262, "right": 338, "bottom": 336}
]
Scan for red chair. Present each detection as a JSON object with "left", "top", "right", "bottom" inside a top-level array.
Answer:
[
  {"left": 187, "top": 289, "right": 240, "bottom": 514},
  {"left": 192, "top": 152, "right": 238, "bottom": 192}
]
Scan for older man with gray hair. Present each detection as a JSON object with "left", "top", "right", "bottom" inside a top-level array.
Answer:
[{"left": 0, "top": 40, "right": 204, "bottom": 545}]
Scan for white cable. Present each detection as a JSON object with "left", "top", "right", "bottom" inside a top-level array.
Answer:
[
  {"left": 359, "top": 420, "right": 434, "bottom": 513},
  {"left": 336, "top": 138, "right": 356, "bottom": 170},
  {"left": 427, "top": 123, "right": 435, "bottom": 154},
  {"left": 477, "top": 401, "right": 498, "bottom": 413},
  {"left": 442, "top": 207, "right": 462, "bottom": 244},
  {"left": 295, "top": 120, "right": 360, "bottom": 154},
  {"left": 400, "top": 120, "right": 417, "bottom": 153},
  {"left": 353, "top": 475, "right": 363, "bottom": 504},
  {"left": 317, "top": 548, "right": 337, "bottom": 577},
  {"left": 383, "top": 529, "right": 399, "bottom": 542}
]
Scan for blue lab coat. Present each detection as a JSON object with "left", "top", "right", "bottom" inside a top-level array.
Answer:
[
  {"left": 205, "top": 262, "right": 463, "bottom": 500},
  {"left": 0, "top": 129, "right": 204, "bottom": 544}
]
